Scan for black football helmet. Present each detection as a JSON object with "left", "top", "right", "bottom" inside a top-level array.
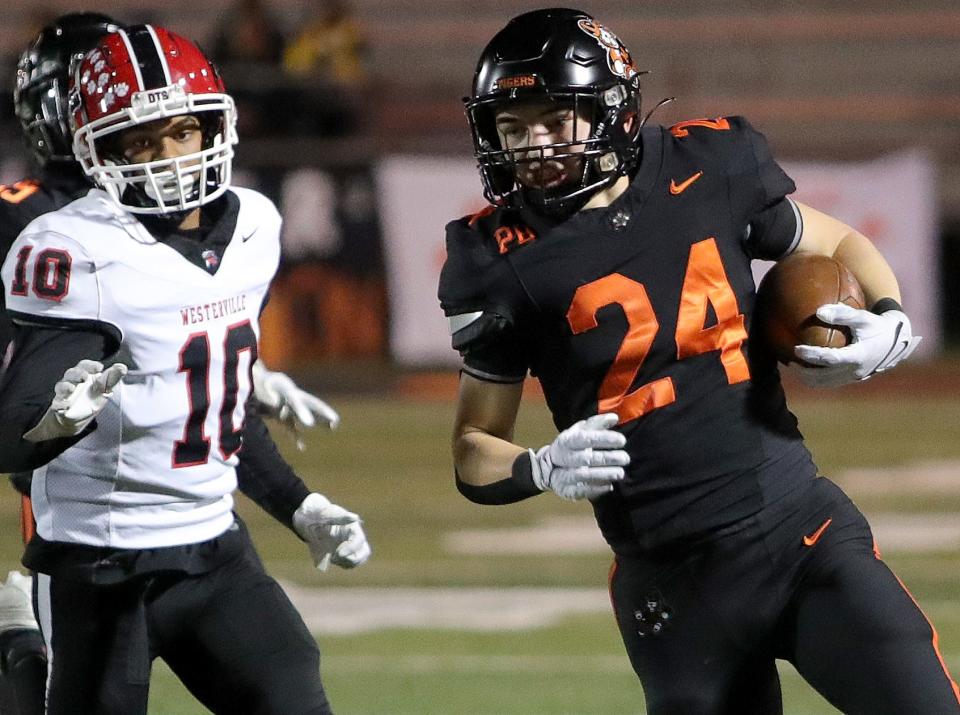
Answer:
[
  {"left": 465, "top": 8, "right": 644, "bottom": 213},
  {"left": 14, "top": 12, "right": 123, "bottom": 166}
]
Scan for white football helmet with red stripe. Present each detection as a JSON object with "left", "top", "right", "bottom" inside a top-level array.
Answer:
[{"left": 69, "top": 24, "right": 238, "bottom": 214}]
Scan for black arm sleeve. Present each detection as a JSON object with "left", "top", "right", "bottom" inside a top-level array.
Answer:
[
  {"left": 454, "top": 452, "right": 542, "bottom": 505},
  {"left": 236, "top": 408, "right": 311, "bottom": 533},
  {"left": 0, "top": 325, "right": 111, "bottom": 472},
  {"left": 744, "top": 197, "right": 802, "bottom": 260}
]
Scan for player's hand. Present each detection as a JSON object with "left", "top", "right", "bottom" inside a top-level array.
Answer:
[
  {"left": 292, "top": 493, "right": 371, "bottom": 571},
  {"left": 530, "top": 413, "right": 629, "bottom": 501},
  {"left": 793, "top": 303, "right": 921, "bottom": 388},
  {"left": 252, "top": 362, "right": 340, "bottom": 449},
  {"left": 23, "top": 360, "right": 127, "bottom": 442}
]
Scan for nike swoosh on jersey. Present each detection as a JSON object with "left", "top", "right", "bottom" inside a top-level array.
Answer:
[
  {"left": 802, "top": 517, "right": 833, "bottom": 547},
  {"left": 669, "top": 171, "right": 703, "bottom": 195},
  {"left": 241, "top": 228, "right": 258, "bottom": 242}
]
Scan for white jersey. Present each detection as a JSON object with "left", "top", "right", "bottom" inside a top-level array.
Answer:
[{"left": 1, "top": 187, "right": 281, "bottom": 549}]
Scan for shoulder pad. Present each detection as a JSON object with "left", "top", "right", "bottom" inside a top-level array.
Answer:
[
  {"left": 438, "top": 212, "right": 503, "bottom": 314},
  {"left": 0, "top": 180, "right": 61, "bottom": 254},
  {"left": 667, "top": 116, "right": 761, "bottom": 159},
  {"left": 230, "top": 187, "right": 281, "bottom": 270},
  {"left": 668, "top": 115, "right": 794, "bottom": 212},
  {"left": 439, "top": 207, "right": 535, "bottom": 310},
  {"left": 232, "top": 186, "right": 282, "bottom": 227},
  {"left": 439, "top": 211, "right": 534, "bottom": 355},
  {"left": 669, "top": 115, "right": 762, "bottom": 141},
  {"left": 2, "top": 227, "right": 122, "bottom": 349}
]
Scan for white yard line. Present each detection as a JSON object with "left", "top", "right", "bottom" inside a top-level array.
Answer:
[
  {"left": 280, "top": 585, "right": 611, "bottom": 635},
  {"left": 445, "top": 512, "right": 960, "bottom": 555},
  {"left": 323, "top": 654, "right": 628, "bottom": 674},
  {"left": 281, "top": 576, "right": 960, "bottom": 636},
  {"left": 286, "top": 462, "right": 960, "bottom": 635}
]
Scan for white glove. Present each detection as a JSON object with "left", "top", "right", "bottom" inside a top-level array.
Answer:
[
  {"left": 24, "top": 359, "right": 127, "bottom": 442},
  {"left": 252, "top": 363, "right": 340, "bottom": 449},
  {"left": 0, "top": 571, "right": 38, "bottom": 634},
  {"left": 292, "top": 493, "right": 371, "bottom": 571},
  {"left": 530, "top": 413, "right": 629, "bottom": 501},
  {"left": 793, "top": 303, "right": 921, "bottom": 388}
]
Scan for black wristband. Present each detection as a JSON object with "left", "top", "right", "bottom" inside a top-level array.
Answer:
[
  {"left": 454, "top": 452, "right": 542, "bottom": 505},
  {"left": 871, "top": 297, "right": 903, "bottom": 315}
]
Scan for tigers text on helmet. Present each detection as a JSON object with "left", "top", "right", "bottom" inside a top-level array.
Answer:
[
  {"left": 14, "top": 13, "right": 123, "bottom": 166},
  {"left": 69, "top": 25, "right": 238, "bottom": 215},
  {"left": 465, "top": 8, "right": 644, "bottom": 213}
]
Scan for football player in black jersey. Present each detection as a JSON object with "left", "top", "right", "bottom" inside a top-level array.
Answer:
[
  {"left": 439, "top": 9, "right": 949, "bottom": 714},
  {"left": 0, "top": 14, "right": 365, "bottom": 715}
]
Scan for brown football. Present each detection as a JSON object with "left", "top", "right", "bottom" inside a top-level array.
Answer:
[{"left": 755, "top": 253, "right": 866, "bottom": 365}]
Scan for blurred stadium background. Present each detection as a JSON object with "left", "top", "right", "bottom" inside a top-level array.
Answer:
[{"left": 1, "top": 1, "right": 959, "bottom": 713}]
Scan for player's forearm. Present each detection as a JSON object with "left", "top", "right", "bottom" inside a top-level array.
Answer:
[
  {"left": 0, "top": 326, "right": 107, "bottom": 471},
  {"left": 454, "top": 428, "right": 527, "bottom": 487},
  {"left": 452, "top": 428, "right": 541, "bottom": 505},
  {"left": 452, "top": 374, "right": 537, "bottom": 504},
  {"left": 237, "top": 410, "right": 311, "bottom": 532},
  {"left": 794, "top": 201, "right": 901, "bottom": 309},
  {"left": 831, "top": 232, "right": 902, "bottom": 309}
]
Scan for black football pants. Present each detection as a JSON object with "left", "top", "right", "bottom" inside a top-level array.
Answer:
[
  {"left": 609, "top": 477, "right": 960, "bottom": 714},
  {"left": 36, "top": 546, "right": 331, "bottom": 715}
]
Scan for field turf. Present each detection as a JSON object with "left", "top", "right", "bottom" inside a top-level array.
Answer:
[{"left": 4, "top": 365, "right": 960, "bottom": 714}]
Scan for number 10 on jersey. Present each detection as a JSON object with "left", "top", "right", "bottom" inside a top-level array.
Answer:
[{"left": 174, "top": 321, "right": 258, "bottom": 467}]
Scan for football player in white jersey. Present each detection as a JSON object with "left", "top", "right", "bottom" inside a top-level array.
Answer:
[
  {"left": 0, "top": 25, "right": 367, "bottom": 714},
  {"left": 1, "top": 14, "right": 352, "bottom": 715}
]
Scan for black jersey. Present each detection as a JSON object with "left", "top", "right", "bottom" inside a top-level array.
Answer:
[
  {"left": 0, "top": 165, "right": 90, "bottom": 356},
  {"left": 439, "top": 116, "right": 818, "bottom": 552}
]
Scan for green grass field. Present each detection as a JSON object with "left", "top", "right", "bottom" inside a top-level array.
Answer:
[{"left": 6, "top": 373, "right": 960, "bottom": 714}]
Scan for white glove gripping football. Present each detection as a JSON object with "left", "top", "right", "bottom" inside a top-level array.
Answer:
[
  {"left": 530, "top": 413, "right": 630, "bottom": 501},
  {"left": 252, "top": 362, "right": 340, "bottom": 450},
  {"left": 24, "top": 359, "right": 127, "bottom": 443},
  {"left": 793, "top": 303, "right": 922, "bottom": 388},
  {"left": 292, "top": 493, "right": 371, "bottom": 572}
]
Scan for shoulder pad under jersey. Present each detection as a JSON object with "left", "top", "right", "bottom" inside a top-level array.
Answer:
[
  {"left": 668, "top": 115, "right": 795, "bottom": 216},
  {"left": 0, "top": 179, "right": 74, "bottom": 257},
  {"left": 232, "top": 186, "right": 282, "bottom": 240},
  {"left": 2, "top": 217, "right": 122, "bottom": 350},
  {"left": 439, "top": 207, "right": 532, "bottom": 354}
]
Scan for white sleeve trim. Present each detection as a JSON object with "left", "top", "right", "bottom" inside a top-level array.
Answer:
[
  {"left": 449, "top": 311, "right": 484, "bottom": 335},
  {"left": 780, "top": 197, "right": 804, "bottom": 258},
  {"left": 461, "top": 364, "right": 526, "bottom": 384}
]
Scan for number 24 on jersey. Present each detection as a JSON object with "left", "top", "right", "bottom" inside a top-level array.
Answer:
[{"left": 567, "top": 237, "right": 749, "bottom": 425}]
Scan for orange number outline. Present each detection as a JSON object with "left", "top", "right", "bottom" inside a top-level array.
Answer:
[
  {"left": 566, "top": 238, "right": 749, "bottom": 425},
  {"left": 675, "top": 238, "right": 750, "bottom": 384},
  {"left": 567, "top": 274, "right": 677, "bottom": 423},
  {"left": 669, "top": 117, "right": 731, "bottom": 138},
  {"left": 0, "top": 180, "right": 40, "bottom": 205}
]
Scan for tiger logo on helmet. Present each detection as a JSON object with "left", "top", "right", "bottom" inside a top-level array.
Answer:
[{"left": 577, "top": 18, "right": 639, "bottom": 82}]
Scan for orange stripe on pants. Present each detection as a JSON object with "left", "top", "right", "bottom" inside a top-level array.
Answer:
[
  {"left": 894, "top": 572, "right": 960, "bottom": 705},
  {"left": 20, "top": 494, "right": 35, "bottom": 545}
]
